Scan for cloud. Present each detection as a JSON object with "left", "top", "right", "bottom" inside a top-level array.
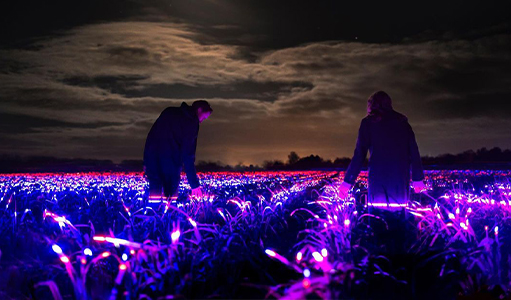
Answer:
[
  {"left": 1, "top": 21, "right": 510, "bottom": 164},
  {"left": 61, "top": 75, "right": 313, "bottom": 102}
]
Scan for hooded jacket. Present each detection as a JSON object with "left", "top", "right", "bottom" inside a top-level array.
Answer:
[
  {"left": 344, "top": 110, "right": 424, "bottom": 204},
  {"left": 143, "top": 102, "right": 200, "bottom": 188}
]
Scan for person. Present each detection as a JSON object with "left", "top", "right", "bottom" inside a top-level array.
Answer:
[
  {"left": 144, "top": 100, "right": 212, "bottom": 202},
  {"left": 338, "top": 91, "right": 426, "bottom": 209}
]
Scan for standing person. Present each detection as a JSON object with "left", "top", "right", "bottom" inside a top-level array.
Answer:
[
  {"left": 339, "top": 91, "right": 426, "bottom": 209},
  {"left": 144, "top": 100, "right": 212, "bottom": 202}
]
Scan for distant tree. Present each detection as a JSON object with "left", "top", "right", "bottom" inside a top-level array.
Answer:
[
  {"left": 294, "top": 155, "right": 324, "bottom": 169},
  {"left": 476, "top": 147, "right": 489, "bottom": 162},
  {"left": 457, "top": 150, "right": 476, "bottom": 164},
  {"left": 263, "top": 160, "right": 285, "bottom": 170},
  {"left": 287, "top": 151, "right": 300, "bottom": 165},
  {"left": 333, "top": 157, "right": 351, "bottom": 168},
  {"left": 488, "top": 147, "right": 503, "bottom": 161},
  {"left": 439, "top": 153, "right": 456, "bottom": 165},
  {"left": 120, "top": 160, "right": 144, "bottom": 171},
  {"left": 504, "top": 149, "right": 511, "bottom": 162}
]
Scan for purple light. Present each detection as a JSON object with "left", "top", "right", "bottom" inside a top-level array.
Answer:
[
  {"left": 265, "top": 249, "right": 276, "bottom": 257},
  {"left": 52, "top": 244, "right": 63, "bottom": 255},
  {"left": 296, "top": 251, "right": 303, "bottom": 261},
  {"left": 312, "top": 251, "right": 323, "bottom": 262},
  {"left": 321, "top": 248, "right": 328, "bottom": 257},
  {"left": 171, "top": 230, "right": 181, "bottom": 243}
]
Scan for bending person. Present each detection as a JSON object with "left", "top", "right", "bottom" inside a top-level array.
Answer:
[
  {"left": 144, "top": 100, "right": 212, "bottom": 202},
  {"left": 339, "top": 91, "right": 425, "bottom": 209}
]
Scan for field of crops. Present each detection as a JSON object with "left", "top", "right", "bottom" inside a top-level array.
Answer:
[{"left": 0, "top": 170, "right": 510, "bottom": 300}]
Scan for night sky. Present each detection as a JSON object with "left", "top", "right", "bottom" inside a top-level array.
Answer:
[{"left": 1, "top": 0, "right": 510, "bottom": 165}]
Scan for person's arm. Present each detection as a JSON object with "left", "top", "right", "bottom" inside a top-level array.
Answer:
[
  {"left": 407, "top": 122, "right": 424, "bottom": 182},
  {"left": 182, "top": 131, "right": 201, "bottom": 189},
  {"left": 343, "top": 119, "right": 370, "bottom": 185}
]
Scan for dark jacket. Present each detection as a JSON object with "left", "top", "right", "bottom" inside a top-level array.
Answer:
[
  {"left": 143, "top": 102, "right": 200, "bottom": 189},
  {"left": 344, "top": 110, "right": 424, "bottom": 203}
]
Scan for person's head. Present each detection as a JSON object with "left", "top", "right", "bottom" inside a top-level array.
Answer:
[
  {"left": 367, "top": 91, "right": 393, "bottom": 117},
  {"left": 192, "top": 100, "right": 213, "bottom": 123}
]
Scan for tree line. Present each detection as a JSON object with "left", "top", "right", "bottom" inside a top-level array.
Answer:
[
  {"left": 0, "top": 147, "right": 510, "bottom": 173},
  {"left": 261, "top": 147, "right": 511, "bottom": 170}
]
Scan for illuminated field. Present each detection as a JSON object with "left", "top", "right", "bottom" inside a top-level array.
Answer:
[{"left": 0, "top": 170, "right": 510, "bottom": 299}]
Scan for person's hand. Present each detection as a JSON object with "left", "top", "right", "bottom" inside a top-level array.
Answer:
[
  {"left": 191, "top": 186, "right": 204, "bottom": 198},
  {"left": 412, "top": 181, "right": 427, "bottom": 193},
  {"left": 338, "top": 181, "right": 352, "bottom": 199}
]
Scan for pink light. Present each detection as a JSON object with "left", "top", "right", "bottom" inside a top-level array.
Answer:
[
  {"left": 264, "top": 249, "right": 293, "bottom": 268},
  {"left": 101, "top": 251, "right": 111, "bottom": 258},
  {"left": 60, "top": 256, "right": 70, "bottom": 263},
  {"left": 217, "top": 210, "right": 226, "bottom": 221},
  {"left": 415, "top": 207, "right": 433, "bottom": 212},
  {"left": 119, "top": 264, "right": 127, "bottom": 271},
  {"left": 344, "top": 219, "right": 350, "bottom": 227},
  {"left": 188, "top": 218, "right": 197, "bottom": 227},
  {"left": 171, "top": 230, "right": 180, "bottom": 243},
  {"left": 93, "top": 236, "right": 141, "bottom": 248},
  {"left": 409, "top": 211, "right": 423, "bottom": 217},
  {"left": 321, "top": 248, "right": 328, "bottom": 257},
  {"left": 296, "top": 251, "right": 303, "bottom": 261},
  {"left": 312, "top": 251, "right": 323, "bottom": 262},
  {"left": 368, "top": 203, "right": 407, "bottom": 208},
  {"left": 81, "top": 258, "right": 87, "bottom": 265},
  {"left": 148, "top": 195, "right": 163, "bottom": 203},
  {"left": 303, "top": 278, "right": 311, "bottom": 288}
]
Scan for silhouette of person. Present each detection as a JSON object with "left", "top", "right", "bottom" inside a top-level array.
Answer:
[
  {"left": 144, "top": 100, "right": 212, "bottom": 202},
  {"left": 339, "top": 91, "right": 426, "bottom": 209}
]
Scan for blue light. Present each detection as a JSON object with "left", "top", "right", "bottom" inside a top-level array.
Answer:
[{"left": 303, "top": 268, "right": 311, "bottom": 278}]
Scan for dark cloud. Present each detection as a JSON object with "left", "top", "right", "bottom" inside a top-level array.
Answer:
[
  {"left": 0, "top": 0, "right": 146, "bottom": 48},
  {"left": 425, "top": 92, "right": 511, "bottom": 119},
  {"left": 1, "top": 1, "right": 511, "bottom": 164},
  {"left": 3, "top": 0, "right": 510, "bottom": 50},
  {"left": 0, "top": 112, "right": 125, "bottom": 134}
]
